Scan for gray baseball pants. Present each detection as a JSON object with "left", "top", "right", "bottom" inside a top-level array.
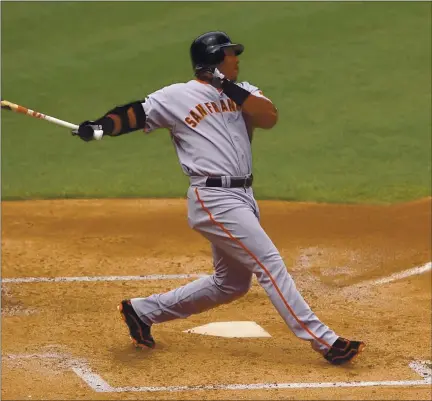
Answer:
[{"left": 131, "top": 185, "right": 338, "bottom": 354}]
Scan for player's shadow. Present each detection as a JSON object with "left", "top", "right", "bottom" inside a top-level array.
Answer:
[{"left": 109, "top": 342, "right": 166, "bottom": 365}]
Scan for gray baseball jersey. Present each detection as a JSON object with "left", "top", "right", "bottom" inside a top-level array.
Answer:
[
  {"left": 142, "top": 79, "right": 267, "bottom": 176},
  {"left": 131, "top": 79, "right": 339, "bottom": 354}
]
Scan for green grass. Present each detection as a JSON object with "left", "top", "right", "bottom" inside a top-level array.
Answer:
[{"left": 1, "top": 2, "right": 431, "bottom": 203}]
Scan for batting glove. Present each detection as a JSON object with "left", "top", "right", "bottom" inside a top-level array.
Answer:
[
  {"left": 207, "top": 68, "right": 226, "bottom": 89},
  {"left": 72, "top": 121, "right": 104, "bottom": 142},
  {"left": 213, "top": 68, "right": 225, "bottom": 80}
]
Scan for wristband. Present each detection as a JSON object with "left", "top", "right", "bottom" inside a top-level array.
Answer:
[{"left": 221, "top": 79, "right": 251, "bottom": 106}]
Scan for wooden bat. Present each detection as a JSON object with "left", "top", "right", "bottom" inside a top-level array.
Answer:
[{"left": 1, "top": 99, "right": 79, "bottom": 130}]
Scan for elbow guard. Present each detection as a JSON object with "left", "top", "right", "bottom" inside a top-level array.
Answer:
[{"left": 96, "top": 100, "right": 147, "bottom": 136}]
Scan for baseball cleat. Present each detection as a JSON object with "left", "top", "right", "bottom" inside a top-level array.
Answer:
[
  {"left": 324, "top": 337, "right": 365, "bottom": 365},
  {"left": 118, "top": 300, "right": 155, "bottom": 349}
]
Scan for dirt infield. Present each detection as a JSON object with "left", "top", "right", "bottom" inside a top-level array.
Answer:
[{"left": 2, "top": 198, "right": 431, "bottom": 400}]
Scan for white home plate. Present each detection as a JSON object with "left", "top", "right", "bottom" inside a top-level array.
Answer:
[{"left": 183, "top": 321, "right": 272, "bottom": 338}]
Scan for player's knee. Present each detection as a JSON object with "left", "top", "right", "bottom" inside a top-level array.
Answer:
[
  {"left": 223, "top": 279, "right": 252, "bottom": 299},
  {"left": 237, "top": 277, "right": 253, "bottom": 296},
  {"left": 232, "top": 284, "right": 251, "bottom": 299},
  {"left": 226, "top": 287, "right": 249, "bottom": 302},
  {"left": 214, "top": 277, "right": 251, "bottom": 300}
]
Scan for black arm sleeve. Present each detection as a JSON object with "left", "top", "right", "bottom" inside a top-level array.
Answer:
[{"left": 94, "top": 100, "right": 147, "bottom": 136}]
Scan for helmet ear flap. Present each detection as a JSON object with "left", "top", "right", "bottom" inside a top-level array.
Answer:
[
  {"left": 194, "top": 47, "right": 225, "bottom": 77},
  {"left": 205, "top": 46, "right": 226, "bottom": 66}
]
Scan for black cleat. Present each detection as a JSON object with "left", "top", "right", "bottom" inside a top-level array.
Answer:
[
  {"left": 324, "top": 337, "right": 365, "bottom": 365},
  {"left": 118, "top": 300, "right": 155, "bottom": 349}
]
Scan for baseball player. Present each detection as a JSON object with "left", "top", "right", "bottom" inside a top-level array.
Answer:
[{"left": 73, "top": 31, "right": 365, "bottom": 365}]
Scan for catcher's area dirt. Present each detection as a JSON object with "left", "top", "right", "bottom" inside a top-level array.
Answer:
[{"left": 2, "top": 198, "right": 431, "bottom": 400}]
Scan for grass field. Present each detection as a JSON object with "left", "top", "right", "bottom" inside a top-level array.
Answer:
[{"left": 1, "top": 2, "right": 431, "bottom": 203}]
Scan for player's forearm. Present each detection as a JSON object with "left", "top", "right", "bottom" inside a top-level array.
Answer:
[
  {"left": 86, "top": 101, "right": 147, "bottom": 137},
  {"left": 241, "top": 95, "right": 278, "bottom": 129},
  {"left": 99, "top": 101, "right": 147, "bottom": 136},
  {"left": 73, "top": 100, "right": 147, "bottom": 142},
  {"left": 220, "top": 78, "right": 278, "bottom": 129}
]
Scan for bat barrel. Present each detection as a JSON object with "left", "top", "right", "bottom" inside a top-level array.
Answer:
[{"left": 1, "top": 99, "right": 79, "bottom": 130}]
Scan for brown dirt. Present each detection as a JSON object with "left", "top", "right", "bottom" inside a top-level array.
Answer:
[{"left": 1, "top": 197, "right": 431, "bottom": 400}]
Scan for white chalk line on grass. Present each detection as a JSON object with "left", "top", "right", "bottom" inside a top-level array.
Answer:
[
  {"left": 1, "top": 273, "right": 209, "bottom": 284},
  {"left": 353, "top": 262, "right": 431, "bottom": 288},
  {"left": 4, "top": 353, "right": 431, "bottom": 393}
]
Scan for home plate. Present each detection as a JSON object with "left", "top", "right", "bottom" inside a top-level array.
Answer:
[{"left": 183, "top": 321, "right": 272, "bottom": 338}]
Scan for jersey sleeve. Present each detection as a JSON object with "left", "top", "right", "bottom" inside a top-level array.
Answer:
[
  {"left": 141, "top": 87, "right": 174, "bottom": 133},
  {"left": 238, "top": 81, "right": 272, "bottom": 102}
]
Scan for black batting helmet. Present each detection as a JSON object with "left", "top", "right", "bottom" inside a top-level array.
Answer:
[{"left": 190, "top": 31, "right": 244, "bottom": 72}]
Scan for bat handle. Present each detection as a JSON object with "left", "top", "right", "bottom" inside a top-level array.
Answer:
[{"left": 44, "top": 115, "right": 79, "bottom": 130}]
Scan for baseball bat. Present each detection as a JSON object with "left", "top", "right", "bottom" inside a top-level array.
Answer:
[{"left": 1, "top": 99, "right": 79, "bottom": 130}]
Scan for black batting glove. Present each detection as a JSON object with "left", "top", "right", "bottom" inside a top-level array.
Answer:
[{"left": 72, "top": 121, "right": 103, "bottom": 142}]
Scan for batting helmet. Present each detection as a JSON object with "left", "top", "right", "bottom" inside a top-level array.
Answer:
[{"left": 190, "top": 31, "right": 244, "bottom": 72}]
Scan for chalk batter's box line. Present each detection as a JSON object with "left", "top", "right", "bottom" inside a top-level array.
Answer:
[
  {"left": 2, "top": 261, "right": 431, "bottom": 286},
  {"left": 1, "top": 274, "right": 209, "bottom": 284},
  {"left": 4, "top": 353, "right": 432, "bottom": 393}
]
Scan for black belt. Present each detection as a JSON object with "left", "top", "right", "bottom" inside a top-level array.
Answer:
[{"left": 205, "top": 175, "right": 253, "bottom": 188}]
